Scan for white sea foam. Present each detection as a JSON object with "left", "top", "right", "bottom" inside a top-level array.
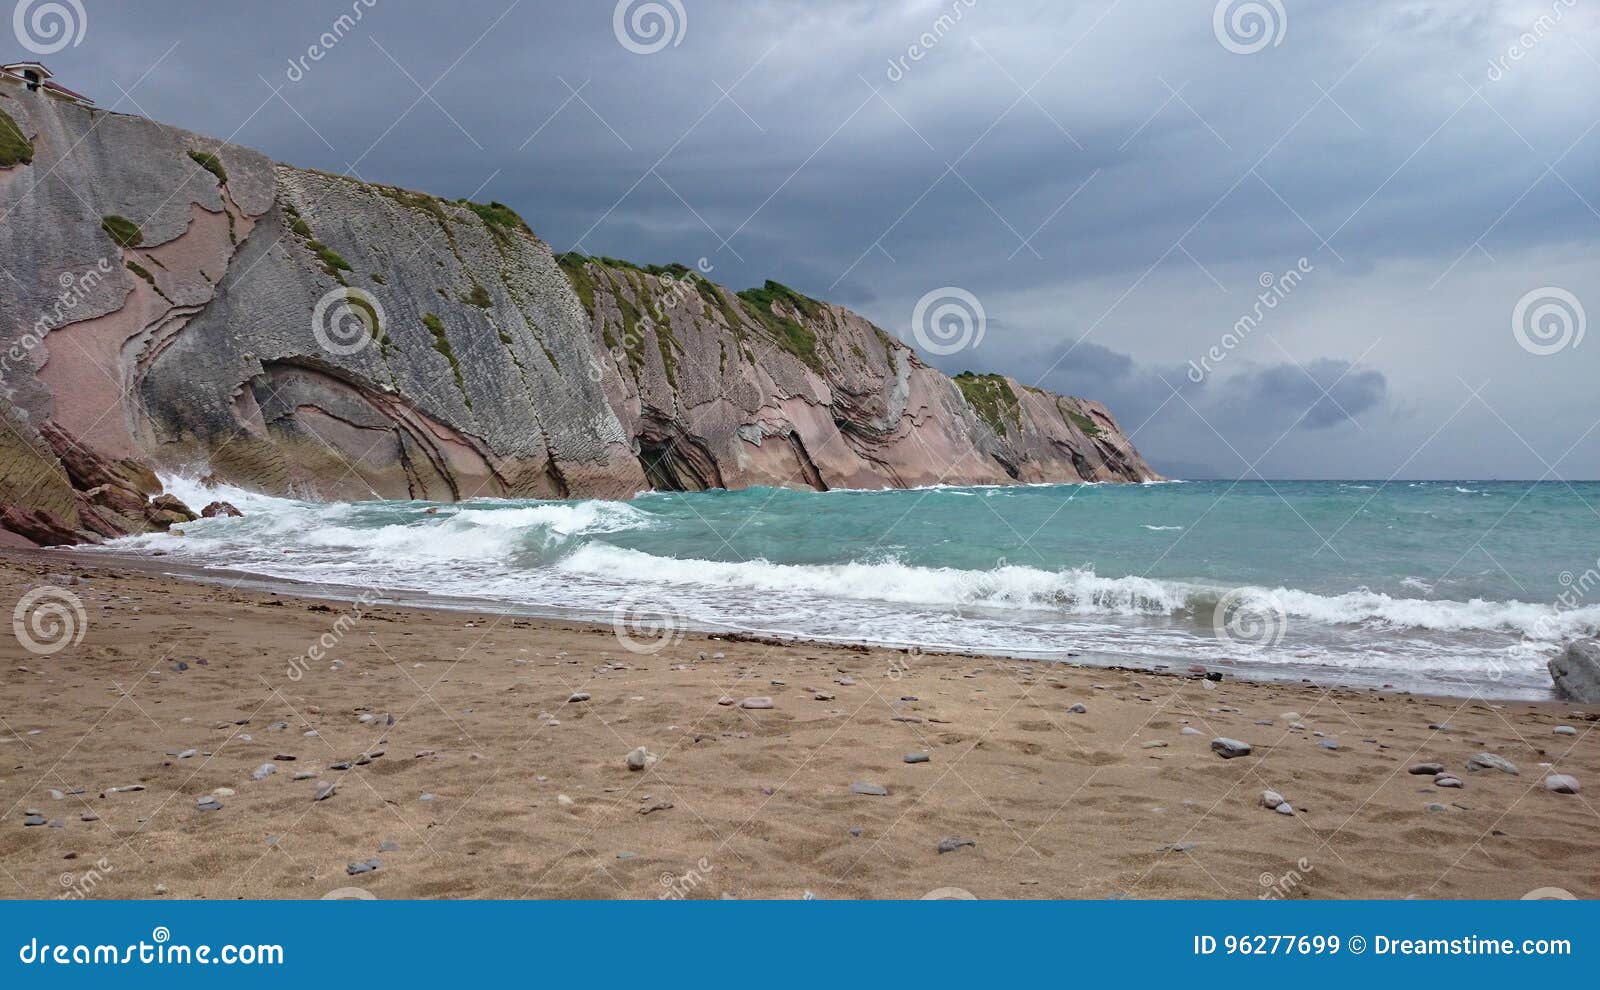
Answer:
[{"left": 556, "top": 545, "right": 1595, "bottom": 641}]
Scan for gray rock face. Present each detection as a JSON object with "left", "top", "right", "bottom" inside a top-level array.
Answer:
[
  {"left": 1550, "top": 640, "right": 1600, "bottom": 703},
  {"left": 0, "top": 90, "right": 1158, "bottom": 543}
]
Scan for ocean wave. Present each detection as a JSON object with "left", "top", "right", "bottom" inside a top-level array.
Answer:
[{"left": 557, "top": 545, "right": 1599, "bottom": 640}]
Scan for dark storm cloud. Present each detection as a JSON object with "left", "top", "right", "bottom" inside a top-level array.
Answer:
[{"left": 27, "top": 0, "right": 1600, "bottom": 477}]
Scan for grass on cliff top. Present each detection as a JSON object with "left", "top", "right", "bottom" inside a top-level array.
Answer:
[
  {"left": 187, "top": 149, "right": 228, "bottom": 185},
  {"left": 459, "top": 199, "right": 532, "bottom": 236},
  {"left": 953, "top": 372, "right": 1021, "bottom": 436},
  {"left": 0, "top": 108, "right": 32, "bottom": 167},
  {"left": 100, "top": 215, "right": 143, "bottom": 248},
  {"left": 735, "top": 280, "right": 824, "bottom": 373}
]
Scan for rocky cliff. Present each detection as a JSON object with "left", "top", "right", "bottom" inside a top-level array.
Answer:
[{"left": 0, "top": 86, "right": 1157, "bottom": 545}]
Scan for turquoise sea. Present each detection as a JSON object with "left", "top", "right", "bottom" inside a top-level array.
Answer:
[{"left": 95, "top": 479, "right": 1600, "bottom": 698}]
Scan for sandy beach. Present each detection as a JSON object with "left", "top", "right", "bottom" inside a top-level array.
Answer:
[{"left": 0, "top": 550, "right": 1595, "bottom": 900}]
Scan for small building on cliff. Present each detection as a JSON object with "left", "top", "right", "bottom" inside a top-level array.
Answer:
[{"left": 1, "top": 61, "right": 94, "bottom": 107}]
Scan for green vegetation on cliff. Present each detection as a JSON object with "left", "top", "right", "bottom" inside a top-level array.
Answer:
[
  {"left": 954, "top": 372, "right": 1021, "bottom": 435},
  {"left": 187, "top": 149, "right": 228, "bottom": 185},
  {"left": 459, "top": 199, "right": 532, "bottom": 236},
  {"left": 1062, "top": 402, "right": 1102, "bottom": 437},
  {"left": 0, "top": 108, "right": 32, "bottom": 167},
  {"left": 423, "top": 312, "right": 471, "bottom": 408},
  {"left": 736, "top": 280, "right": 824, "bottom": 373},
  {"left": 100, "top": 215, "right": 143, "bottom": 248}
]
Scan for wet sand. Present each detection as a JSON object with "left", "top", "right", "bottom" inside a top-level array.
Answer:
[{"left": 0, "top": 550, "right": 1595, "bottom": 900}]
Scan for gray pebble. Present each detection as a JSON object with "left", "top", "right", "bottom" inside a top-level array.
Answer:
[
  {"left": 1553, "top": 726, "right": 1577, "bottom": 736},
  {"left": 1434, "top": 775, "right": 1464, "bottom": 788},
  {"left": 314, "top": 782, "right": 337, "bottom": 801},
  {"left": 346, "top": 858, "right": 381, "bottom": 875},
  {"left": 904, "top": 752, "right": 930, "bottom": 764},
  {"left": 23, "top": 815, "right": 46, "bottom": 827},
  {"left": 1408, "top": 763, "right": 1444, "bottom": 775},
  {"left": 937, "top": 836, "right": 976, "bottom": 854},
  {"left": 1544, "top": 774, "right": 1580, "bottom": 794},
  {"left": 567, "top": 692, "right": 591, "bottom": 703},
  {"left": 251, "top": 763, "right": 277, "bottom": 781},
  {"left": 850, "top": 782, "right": 889, "bottom": 797},
  {"left": 1466, "top": 753, "right": 1518, "bottom": 775},
  {"left": 1067, "top": 703, "right": 1087, "bottom": 714},
  {"left": 1210, "top": 738, "right": 1251, "bottom": 759}
]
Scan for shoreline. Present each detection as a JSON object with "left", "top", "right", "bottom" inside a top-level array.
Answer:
[
  {"left": 46, "top": 546, "right": 1557, "bottom": 704},
  {"left": 1, "top": 550, "right": 1595, "bottom": 900}
]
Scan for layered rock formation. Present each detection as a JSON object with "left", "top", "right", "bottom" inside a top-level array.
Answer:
[{"left": 0, "top": 86, "right": 1157, "bottom": 545}]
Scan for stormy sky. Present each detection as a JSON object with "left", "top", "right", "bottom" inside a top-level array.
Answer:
[{"left": 28, "top": 0, "right": 1600, "bottom": 478}]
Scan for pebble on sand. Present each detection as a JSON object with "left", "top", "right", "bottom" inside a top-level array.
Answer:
[
  {"left": 1261, "top": 790, "right": 1286, "bottom": 810},
  {"left": 1466, "top": 753, "right": 1518, "bottom": 775},
  {"left": 1408, "top": 763, "right": 1444, "bottom": 775},
  {"left": 1210, "top": 738, "right": 1252, "bottom": 759},
  {"left": 739, "top": 697, "right": 775, "bottom": 710},
  {"left": 567, "top": 692, "right": 591, "bottom": 703},
  {"left": 938, "top": 836, "right": 976, "bottom": 854},
  {"left": 251, "top": 763, "right": 277, "bottom": 781},
  {"left": 850, "top": 782, "right": 889, "bottom": 797},
  {"left": 626, "top": 746, "right": 655, "bottom": 771},
  {"left": 1544, "top": 774, "right": 1580, "bottom": 794},
  {"left": 904, "top": 752, "right": 930, "bottom": 764},
  {"left": 313, "top": 782, "right": 337, "bottom": 801},
  {"left": 347, "top": 858, "right": 381, "bottom": 875},
  {"left": 1434, "top": 775, "right": 1464, "bottom": 788},
  {"left": 1067, "top": 703, "right": 1087, "bottom": 714}
]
